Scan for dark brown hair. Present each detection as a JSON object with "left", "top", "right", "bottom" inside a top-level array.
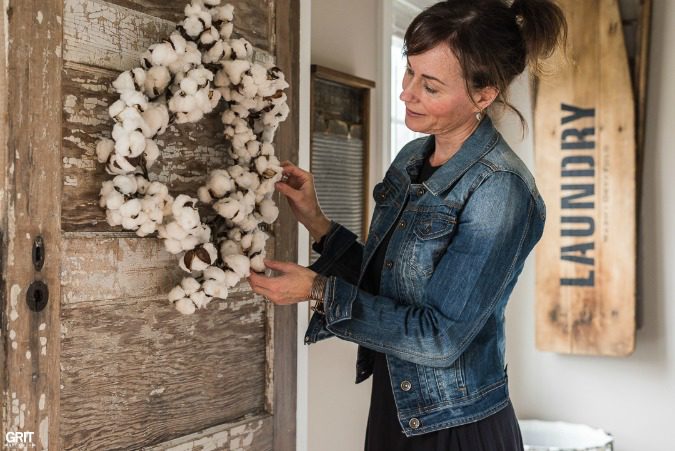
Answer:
[{"left": 404, "top": 0, "right": 567, "bottom": 126}]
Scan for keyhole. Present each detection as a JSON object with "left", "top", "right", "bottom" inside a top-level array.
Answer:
[
  {"left": 32, "top": 236, "right": 45, "bottom": 271},
  {"left": 26, "top": 281, "right": 49, "bottom": 312}
]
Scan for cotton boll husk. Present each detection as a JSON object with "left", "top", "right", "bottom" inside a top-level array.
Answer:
[
  {"left": 144, "top": 66, "right": 171, "bottom": 98},
  {"left": 219, "top": 239, "right": 241, "bottom": 256},
  {"left": 168, "top": 285, "right": 186, "bottom": 303},
  {"left": 202, "top": 279, "right": 228, "bottom": 299},
  {"left": 113, "top": 174, "right": 138, "bottom": 195},
  {"left": 105, "top": 208, "right": 123, "bottom": 227},
  {"left": 163, "top": 238, "right": 183, "bottom": 254},
  {"left": 96, "top": 138, "right": 115, "bottom": 163},
  {"left": 174, "top": 298, "right": 196, "bottom": 315},
  {"left": 223, "top": 60, "right": 250, "bottom": 85},
  {"left": 225, "top": 254, "right": 250, "bottom": 278},
  {"left": 113, "top": 71, "right": 135, "bottom": 93},
  {"left": 119, "top": 198, "right": 142, "bottom": 218},
  {"left": 258, "top": 198, "right": 279, "bottom": 224},
  {"left": 140, "top": 48, "right": 153, "bottom": 70},
  {"left": 180, "top": 234, "right": 199, "bottom": 251},
  {"left": 181, "top": 276, "right": 201, "bottom": 295},
  {"left": 106, "top": 153, "right": 136, "bottom": 175},
  {"left": 250, "top": 253, "right": 266, "bottom": 273},
  {"left": 190, "top": 291, "right": 212, "bottom": 309},
  {"left": 181, "top": 251, "right": 208, "bottom": 272},
  {"left": 128, "top": 130, "right": 147, "bottom": 157}
]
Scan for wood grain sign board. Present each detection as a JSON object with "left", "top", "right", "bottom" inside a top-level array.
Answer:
[
  {"left": 534, "top": 0, "right": 637, "bottom": 356},
  {"left": 0, "top": 0, "right": 299, "bottom": 449}
]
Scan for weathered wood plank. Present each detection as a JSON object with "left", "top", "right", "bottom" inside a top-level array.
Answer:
[
  {"left": 60, "top": 292, "right": 268, "bottom": 450},
  {"left": 106, "top": 0, "right": 274, "bottom": 52},
  {"left": 61, "top": 234, "right": 276, "bottom": 303},
  {"left": 534, "top": 0, "right": 636, "bottom": 356},
  {"left": 0, "top": 1, "right": 9, "bottom": 446},
  {"left": 2, "top": 0, "right": 64, "bottom": 449},
  {"left": 62, "top": 61, "right": 230, "bottom": 231},
  {"left": 64, "top": 0, "right": 273, "bottom": 71},
  {"left": 142, "top": 413, "right": 274, "bottom": 451},
  {"left": 271, "top": 0, "right": 299, "bottom": 448}
]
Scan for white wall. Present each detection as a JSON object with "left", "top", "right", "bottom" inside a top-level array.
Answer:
[
  {"left": 308, "top": 2, "right": 379, "bottom": 451},
  {"left": 308, "top": 1, "right": 675, "bottom": 450},
  {"left": 503, "top": 2, "right": 675, "bottom": 450}
]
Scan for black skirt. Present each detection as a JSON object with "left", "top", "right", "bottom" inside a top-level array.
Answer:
[{"left": 364, "top": 351, "right": 524, "bottom": 451}]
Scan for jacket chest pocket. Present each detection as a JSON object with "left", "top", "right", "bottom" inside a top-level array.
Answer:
[{"left": 410, "top": 209, "right": 457, "bottom": 276}]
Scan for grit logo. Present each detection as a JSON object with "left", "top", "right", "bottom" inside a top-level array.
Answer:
[{"left": 5, "top": 431, "right": 36, "bottom": 448}]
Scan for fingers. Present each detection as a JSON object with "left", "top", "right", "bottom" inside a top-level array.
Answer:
[
  {"left": 274, "top": 180, "right": 301, "bottom": 201},
  {"left": 263, "top": 258, "right": 293, "bottom": 272}
]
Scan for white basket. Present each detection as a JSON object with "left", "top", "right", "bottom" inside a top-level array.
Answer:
[{"left": 519, "top": 420, "right": 614, "bottom": 451}]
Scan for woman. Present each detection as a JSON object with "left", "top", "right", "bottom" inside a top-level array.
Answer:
[{"left": 248, "top": 0, "right": 566, "bottom": 449}]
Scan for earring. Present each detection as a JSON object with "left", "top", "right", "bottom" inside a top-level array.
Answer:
[{"left": 475, "top": 110, "right": 483, "bottom": 122}]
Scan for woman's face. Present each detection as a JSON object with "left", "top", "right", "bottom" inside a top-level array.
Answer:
[{"left": 400, "top": 44, "right": 489, "bottom": 136}]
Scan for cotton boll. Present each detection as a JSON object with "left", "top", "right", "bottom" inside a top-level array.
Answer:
[
  {"left": 140, "top": 49, "right": 153, "bottom": 70},
  {"left": 260, "top": 142, "right": 274, "bottom": 156},
  {"left": 224, "top": 254, "right": 250, "bottom": 278},
  {"left": 212, "top": 4, "right": 234, "bottom": 22},
  {"left": 206, "top": 169, "right": 234, "bottom": 197},
  {"left": 250, "top": 230, "right": 268, "bottom": 254},
  {"left": 166, "top": 221, "right": 189, "bottom": 241},
  {"left": 203, "top": 0, "right": 222, "bottom": 7},
  {"left": 163, "top": 238, "right": 183, "bottom": 255},
  {"left": 143, "top": 139, "right": 160, "bottom": 167},
  {"left": 198, "top": 186, "right": 213, "bottom": 204},
  {"left": 181, "top": 277, "right": 201, "bottom": 295},
  {"left": 199, "top": 27, "right": 219, "bottom": 46},
  {"left": 108, "top": 99, "right": 126, "bottom": 120},
  {"left": 204, "top": 266, "right": 227, "bottom": 282},
  {"left": 121, "top": 90, "right": 148, "bottom": 111},
  {"left": 222, "top": 270, "right": 240, "bottom": 288},
  {"left": 148, "top": 181, "right": 169, "bottom": 198},
  {"left": 182, "top": 244, "right": 214, "bottom": 272},
  {"left": 184, "top": 2, "right": 204, "bottom": 17},
  {"left": 106, "top": 153, "right": 137, "bottom": 175},
  {"left": 240, "top": 74, "right": 258, "bottom": 97},
  {"left": 182, "top": 16, "right": 205, "bottom": 37},
  {"left": 181, "top": 234, "right": 199, "bottom": 251},
  {"left": 144, "top": 66, "right": 171, "bottom": 98},
  {"left": 237, "top": 214, "right": 259, "bottom": 232},
  {"left": 96, "top": 138, "right": 115, "bottom": 163},
  {"left": 250, "top": 253, "right": 266, "bottom": 273},
  {"left": 106, "top": 209, "right": 124, "bottom": 227},
  {"left": 227, "top": 227, "right": 242, "bottom": 242},
  {"left": 194, "top": 88, "right": 213, "bottom": 114},
  {"left": 230, "top": 38, "right": 252, "bottom": 60},
  {"left": 203, "top": 40, "right": 225, "bottom": 64},
  {"left": 169, "top": 32, "right": 187, "bottom": 54},
  {"left": 128, "top": 130, "right": 147, "bottom": 157},
  {"left": 258, "top": 198, "right": 279, "bottom": 224},
  {"left": 202, "top": 280, "right": 228, "bottom": 299},
  {"left": 223, "top": 60, "right": 250, "bottom": 85},
  {"left": 219, "top": 21, "right": 234, "bottom": 40},
  {"left": 113, "top": 174, "right": 138, "bottom": 195},
  {"left": 135, "top": 176, "right": 150, "bottom": 195},
  {"left": 240, "top": 232, "right": 253, "bottom": 250},
  {"left": 180, "top": 77, "right": 199, "bottom": 96},
  {"left": 213, "top": 197, "right": 239, "bottom": 219},
  {"left": 235, "top": 170, "right": 260, "bottom": 191},
  {"left": 255, "top": 178, "right": 276, "bottom": 202},
  {"left": 168, "top": 285, "right": 186, "bottom": 303},
  {"left": 119, "top": 198, "right": 142, "bottom": 219},
  {"left": 136, "top": 219, "right": 157, "bottom": 237},
  {"left": 103, "top": 188, "right": 124, "bottom": 211},
  {"left": 190, "top": 291, "right": 212, "bottom": 309},
  {"left": 113, "top": 71, "right": 135, "bottom": 93},
  {"left": 174, "top": 298, "right": 196, "bottom": 315},
  {"left": 214, "top": 68, "right": 231, "bottom": 88},
  {"left": 219, "top": 239, "right": 241, "bottom": 256},
  {"left": 172, "top": 194, "right": 200, "bottom": 230},
  {"left": 221, "top": 109, "right": 236, "bottom": 125}
]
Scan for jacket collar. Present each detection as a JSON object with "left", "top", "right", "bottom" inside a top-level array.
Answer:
[{"left": 391, "top": 116, "right": 499, "bottom": 196}]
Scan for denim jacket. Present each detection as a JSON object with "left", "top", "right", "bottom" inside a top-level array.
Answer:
[{"left": 304, "top": 117, "right": 546, "bottom": 436}]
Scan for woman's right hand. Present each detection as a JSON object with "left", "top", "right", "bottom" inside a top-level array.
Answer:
[{"left": 275, "top": 161, "right": 332, "bottom": 242}]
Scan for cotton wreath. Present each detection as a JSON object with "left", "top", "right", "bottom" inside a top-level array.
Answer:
[{"left": 95, "top": 0, "right": 289, "bottom": 315}]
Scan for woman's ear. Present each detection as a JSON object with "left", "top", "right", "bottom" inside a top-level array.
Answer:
[{"left": 473, "top": 86, "right": 499, "bottom": 111}]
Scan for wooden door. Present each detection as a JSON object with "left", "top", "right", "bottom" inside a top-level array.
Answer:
[{"left": 0, "top": 0, "right": 299, "bottom": 449}]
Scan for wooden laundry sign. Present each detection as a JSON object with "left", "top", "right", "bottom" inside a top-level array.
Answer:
[{"left": 534, "top": 0, "right": 639, "bottom": 356}]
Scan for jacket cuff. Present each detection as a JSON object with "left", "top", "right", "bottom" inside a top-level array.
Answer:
[
  {"left": 324, "top": 276, "right": 357, "bottom": 325},
  {"left": 308, "top": 221, "right": 359, "bottom": 274}
]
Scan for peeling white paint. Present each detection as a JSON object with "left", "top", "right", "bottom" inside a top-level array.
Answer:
[
  {"left": 11, "top": 341, "right": 17, "bottom": 350},
  {"left": 149, "top": 387, "right": 165, "bottom": 396},
  {"left": 36, "top": 11, "right": 43, "bottom": 24},
  {"left": 25, "top": 350, "right": 31, "bottom": 360},
  {"left": 9, "top": 329, "right": 16, "bottom": 339},
  {"left": 25, "top": 232, "right": 30, "bottom": 239},
  {"left": 39, "top": 416, "right": 48, "bottom": 448},
  {"left": 64, "top": 175, "right": 78, "bottom": 186},
  {"left": 10, "top": 284, "right": 20, "bottom": 321},
  {"left": 39, "top": 393, "right": 46, "bottom": 410},
  {"left": 39, "top": 323, "right": 46, "bottom": 331}
]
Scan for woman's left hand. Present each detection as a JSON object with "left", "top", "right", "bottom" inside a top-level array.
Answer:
[{"left": 247, "top": 259, "right": 317, "bottom": 305}]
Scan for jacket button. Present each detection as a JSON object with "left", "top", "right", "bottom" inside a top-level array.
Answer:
[
  {"left": 409, "top": 418, "right": 420, "bottom": 429},
  {"left": 417, "top": 188, "right": 425, "bottom": 196},
  {"left": 398, "top": 220, "right": 406, "bottom": 228},
  {"left": 385, "top": 260, "right": 393, "bottom": 269},
  {"left": 400, "top": 380, "right": 412, "bottom": 391},
  {"left": 379, "top": 192, "right": 386, "bottom": 200}
]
